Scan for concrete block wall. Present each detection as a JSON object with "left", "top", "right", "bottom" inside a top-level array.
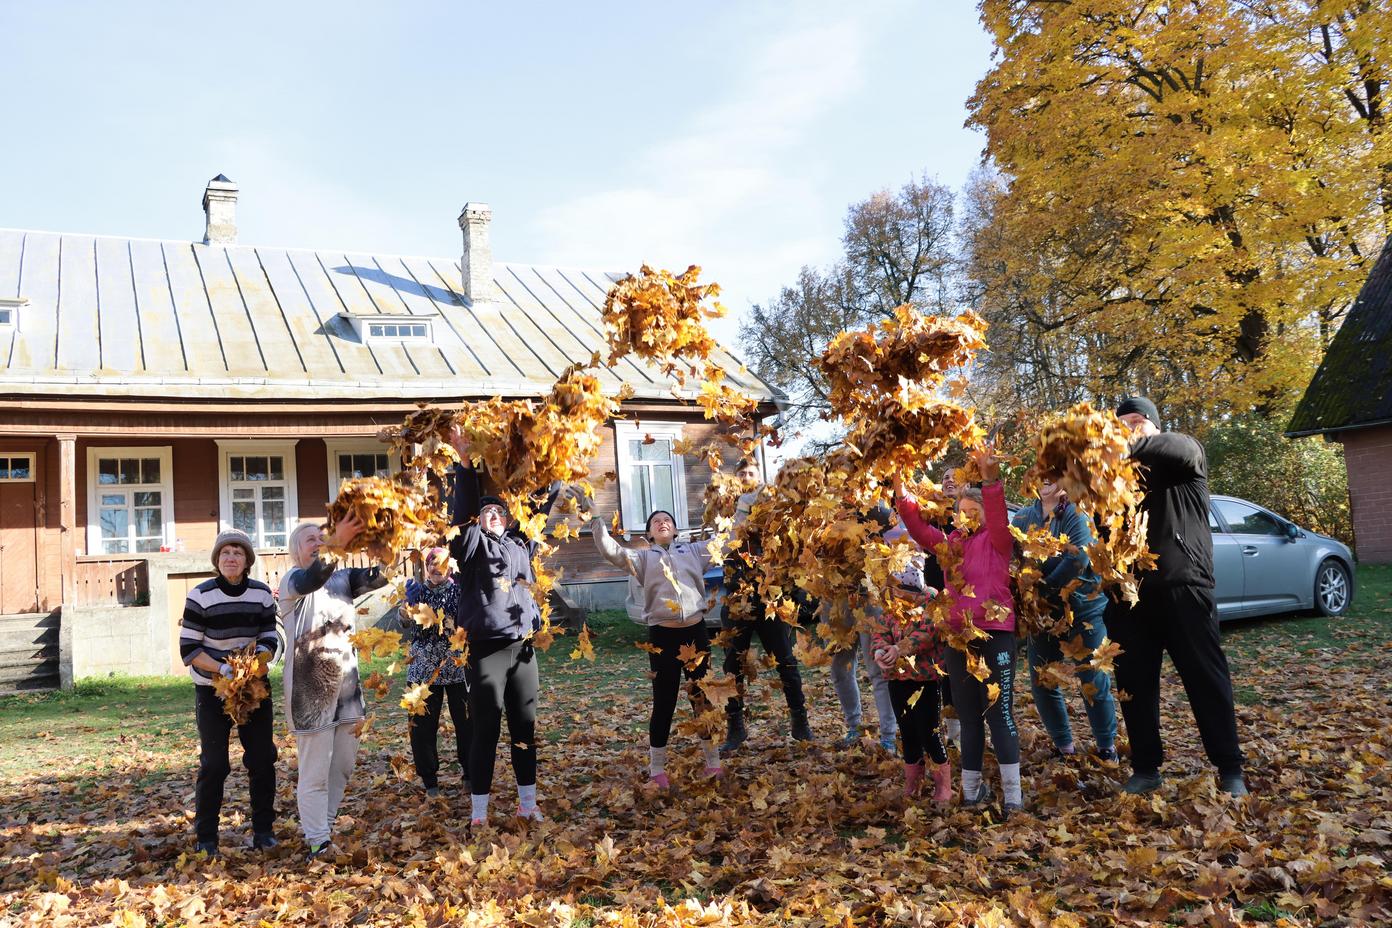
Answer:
[{"left": 1341, "top": 425, "right": 1392, "bottom": 564}]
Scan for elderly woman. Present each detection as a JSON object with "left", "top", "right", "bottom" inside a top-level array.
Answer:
[
  {"left": 403, "top": 547, "right": 470, "bottom": 798},
  {"left": 278, "top": 513, "right": 384, "bottom": 859},
  {"left": 181, "top": 529, "right": 280, "bottom": 857}
]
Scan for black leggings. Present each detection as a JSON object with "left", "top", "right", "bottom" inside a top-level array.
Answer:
[
  {"left": 410, "top": 682, "right": 471, "bottom": 789},
  {"left": 194, "top": 684, "right": 277, "bottom": 844},
  {"left": 649, "top": 622, "right": 713, "bottom": 748},
  {"left": 888, "top": 678, "right": 947, "bottom": 766},
  {"left": 465, "top": 639, "right": 538, "bottom": 794},
  {"left": 721, "top": 598, "right": 806, "bottom": 715},
  {"left": 944, "top": 630, "right": 1020, "bottom": 769}
]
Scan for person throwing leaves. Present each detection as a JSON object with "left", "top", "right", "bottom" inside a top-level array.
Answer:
[
  {"left": 588, "top": 496, "right": 724, "bottom": 788},
  {"left": 895, "top": 446, "right": 1024, "bottom": 816}
]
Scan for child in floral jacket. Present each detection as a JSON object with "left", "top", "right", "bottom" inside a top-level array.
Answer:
[{"left": 872, "top": 581, "right": 952, "bottom": 803}]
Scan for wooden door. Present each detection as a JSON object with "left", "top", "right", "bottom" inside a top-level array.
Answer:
[
  {"left": 167, "top": 571, "right": 216, "bottom": 674},
  {"left": 0, "top": 469, "right": 41, "bottom": 614}
]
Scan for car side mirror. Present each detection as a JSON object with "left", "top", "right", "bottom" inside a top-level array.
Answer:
[{"left": 1284, "top": 523, "right": 1301, "bottom": 541}]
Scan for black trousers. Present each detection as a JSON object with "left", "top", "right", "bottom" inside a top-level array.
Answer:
[
  {"left": 888, "top": 678, "right": 947, "bottom": 766},
  {"left": 194, "top": 683, "right": 277, "bottom": 844},
  {"left": 465, "top": 639, "right": 538, "bottom": 794},
  {"left": 944, "top": 630, "right": 1021, "bottom": 769},
  {"left": 1107, "top": 584, "right": 1244, "bottom": 777},
  {"left": 410, "top": 682, "right": 471, "bottom": 789},
  {"left": 721, "top": 599, "right": 806, "bottom": 716},
  {"left": 649, "top": 622, "right": 713, "bottom": 748}
]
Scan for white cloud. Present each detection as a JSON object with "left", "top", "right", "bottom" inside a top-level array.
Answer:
[{"left": 528, "top": 10, "right": 875, "bottom": 343}]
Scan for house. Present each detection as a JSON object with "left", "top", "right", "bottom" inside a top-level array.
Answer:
[
  {"left": 0, "top": 176, "right": 781, "bottom": 691},
  {"left": 1287, "top": 233, "right": 1392, "bottom": 565}
]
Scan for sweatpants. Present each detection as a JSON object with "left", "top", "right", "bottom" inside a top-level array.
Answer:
[
  {"left": 944, "top": 630, "right": 1020, "bottom": 770},
  {"left": 887, "top": 678, "right": 947, "bottom": 766},
  {"left": 721, "top": 599, "right": 807, "bottom": 717},
  {"left": 829, "top": 632, "right": 897, "bottom": 738},
  {"left": 465, "top": 638, "right": 538, "bottom": 795},
  {"left": 1107, "top": 584, "right": 1243, "bottom": 777},
  {"left": 1027, "top": 605, "right": 1117, "bottom": 751},
  {"left": 193, "top": 683, "right": 277, "bottom": 845},
  {"left": 648, "top": 622, "right": 713, "bottom": 748},
  {"left": 295, "top": 722, "right": 358, "bottom": 846},
  {"left": 409, "top": 682, "right": 471, "bottom": 789}
]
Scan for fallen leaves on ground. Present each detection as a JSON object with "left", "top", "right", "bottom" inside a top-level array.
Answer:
[{"left": 3, "top": 621, "right": 1390, "bottom": 926}]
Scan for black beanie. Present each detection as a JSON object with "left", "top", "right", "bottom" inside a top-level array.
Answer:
[
  {"left": 1115, "top": 396, "right": 1160, "bottom": 427},
  {"left": 645, "top": 510, "right": 677, "bottom": 536},
  {"left": 478, "top": 495, "right": 506, "bottom": 515}
]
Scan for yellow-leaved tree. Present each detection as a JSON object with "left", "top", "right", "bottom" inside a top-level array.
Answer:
[{"left": 965, "top": 0, "right": 1391, "bottom": 428}]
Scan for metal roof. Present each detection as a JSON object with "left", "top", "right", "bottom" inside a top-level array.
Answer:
[
  {"left": 0, "top": 227, "right": 778, "bottom": 405},
  {"left": 1287, "top": 234, "right": 1392, "bottom": 437}
]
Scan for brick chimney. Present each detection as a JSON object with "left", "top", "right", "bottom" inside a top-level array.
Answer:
[
  {"left": 458, "top": 202, "right": 494, "bottom": 301},
  {"left": 202, "top": 174, "right": 239, "bottom": 245}
]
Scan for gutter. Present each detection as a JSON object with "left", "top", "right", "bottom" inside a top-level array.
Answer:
[{"left": 1284, "top": 416, "right": 1392, "bottom": 439}]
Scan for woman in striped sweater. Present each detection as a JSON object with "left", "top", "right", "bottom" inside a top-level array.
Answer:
[{"left": 180, "top": 529, "right": 280, "bottom": 857}]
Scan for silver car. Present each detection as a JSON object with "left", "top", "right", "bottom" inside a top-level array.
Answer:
[{"left": 1209, "top": 495, "right": 1355, "bottom": 620}]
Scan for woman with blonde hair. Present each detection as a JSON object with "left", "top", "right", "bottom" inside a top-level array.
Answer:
[{"left": 278, "top": 513, "right": 386, "bottom": 858}]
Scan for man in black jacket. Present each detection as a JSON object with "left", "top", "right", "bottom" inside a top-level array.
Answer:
[{"left": 1108, "top": 397, "right": 1247, "bottom": 797}]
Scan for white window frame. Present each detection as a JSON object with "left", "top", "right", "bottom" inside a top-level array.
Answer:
[
  {"left": 215, "top": 439, "right": 300, "bottom": 551},
  {"left": 0, "top": 297, "right": 25, "bottom": 330},
  {"left": 614, "top": 420, "right": 690, "bottom": 533},
  {"left": 324, "top": 439, "right": 400, "bottom": 502},
  {"left": 0, "top": 452, "right": 36, "bottom": 483},
  {"left": 85, "top": 446, "right": 176, "bottom": 556},
  {"left": 337, "top": 312, "right": 436, "bottom": 345}
]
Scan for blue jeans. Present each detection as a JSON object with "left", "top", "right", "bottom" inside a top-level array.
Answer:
[{"left": 1027, "top": 606, "right": 1117, "bottom": 751}]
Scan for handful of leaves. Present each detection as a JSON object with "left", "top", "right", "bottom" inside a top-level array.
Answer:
[
  {"left": 601, "top": 264, "right": 724, "bottom": 378},
  {"left": 1022, "top": 401, "right": 1156, "bottom": 608},
  {"left": 325, "top": 476, "right": 451, "bottom": 565},
  {"left": 818, "top": 306, "right": 989, "bottom": 484},
  {"left": 212, "top": 644, "right": 270, "bottom": 725}
]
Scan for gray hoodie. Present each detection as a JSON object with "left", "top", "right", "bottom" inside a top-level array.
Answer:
[{"left": 593, "top": 518, "right": 714, "bottom": 627}]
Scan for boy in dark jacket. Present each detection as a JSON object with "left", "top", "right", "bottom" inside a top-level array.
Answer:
[{"left": 1109, "top": 396, "right": 1246, "bottom": 797}]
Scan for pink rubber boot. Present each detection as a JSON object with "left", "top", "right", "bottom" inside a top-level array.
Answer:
[
  {"left": 930, "top": 761, "right": 953, "bottom": 805},
  {"left": 904, "top": 761, "right": 926, "bottom": 797}
]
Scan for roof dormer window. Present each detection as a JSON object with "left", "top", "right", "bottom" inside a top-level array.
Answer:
[
  {"left": 367, "top": 321, "right": 430, "bottom": 340},
  {"left": 0, "top": 297, "right": 26, "bottom": 328},
  {"left": 338, "top": 311, "right": 437, "bottom": 345}
]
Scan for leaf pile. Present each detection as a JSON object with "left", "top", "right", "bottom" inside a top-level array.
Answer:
[
  {"left": 5, "top": 603, "right": 1392, "bottom": 926},
  {"left": 209, "top": 645, "right": 270, "bottom": 726}
]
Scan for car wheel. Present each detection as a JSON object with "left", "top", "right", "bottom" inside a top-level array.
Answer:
[{"left": 1313, "top": 559, "right": 1351, "bottom": 617}]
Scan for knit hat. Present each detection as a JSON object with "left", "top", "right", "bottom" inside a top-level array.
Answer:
[
  {"left": 478, "top": 495, "right": 507, "bottom": 516},
  {"left": 211, "top": 529, "right": 256, "bottom": 569},
  {"left": 1115, "top": 396, "right": 1160, "bottom": 427}
]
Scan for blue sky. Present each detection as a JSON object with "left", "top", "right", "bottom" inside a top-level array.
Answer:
[{"left": 0, "top": 0, "right": 993, "bottom": 344}]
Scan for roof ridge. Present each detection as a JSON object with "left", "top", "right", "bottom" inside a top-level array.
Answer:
[{"left": 0, "top": 227, "right": 625, "bottom": 275}]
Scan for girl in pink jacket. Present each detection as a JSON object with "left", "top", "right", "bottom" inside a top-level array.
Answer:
[{"left": 895, "top": 447, "right": 1023, "bottom": 816}]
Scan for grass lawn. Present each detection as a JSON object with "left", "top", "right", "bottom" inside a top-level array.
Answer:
[{"left": 1, "top": 567, "right": 1389, "bottom": 926}]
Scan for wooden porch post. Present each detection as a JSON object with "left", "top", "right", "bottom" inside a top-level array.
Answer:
[{"left": 58, "top": 434, "right": 76, "bottom": 608}]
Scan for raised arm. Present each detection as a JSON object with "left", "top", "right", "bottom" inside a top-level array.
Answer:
[
  {"left": 895, "top": 494, "right": 947, "bottom": 551},
  {"left": 592, "top": 515, "right": 641, "bottom": 576},
  {"left": 448, "top": 465, "right": 486, "bottom": 568},
  {"left": 1043, "top": 505, "right": 1094, "bottom": 590},
  {"left": 982, "top": 481, "right": 1014, "bottom": 557},
  {"left": 1130, "top": 432, "right": 1205, "bottom": 488}
]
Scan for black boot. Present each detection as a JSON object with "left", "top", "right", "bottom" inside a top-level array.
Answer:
[
  {"left": 790, "top": 707, "right": 813, "bottom": 743},
  {"left": 720, "top": 706, "right": 748, "bottom": 757}
]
